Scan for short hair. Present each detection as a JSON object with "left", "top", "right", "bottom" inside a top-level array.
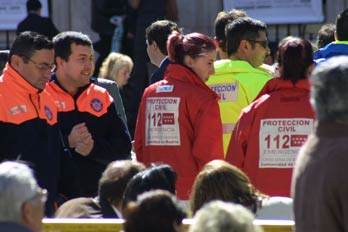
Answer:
[
  {"left": 9, "top": 31, "right": 53, "bottom": 65},
  {"left": 53, "top": 31, "right": 92, "bottom": 61},
  {"left": 98, "top": 160, "right": 145, "bottom": 206},
  {"left": 336, "top": 9, "right": 348, "bottom": 41},
  {"left": 316, "top": 23, "right": 335, "bottom": 49},
  {"left": 226, "top": 17, "right": 267, "bottom": 57},
  {"left": 27, "top": 0, "right": 42, "bottom": 12},
  {"left": 190, "top": 160, "right": 258, "bottom": 215},
  {"left": 277, "top": 38, "right": 313, "bottom": 83},
  {"left": 310, "top": 56, "right": 348, "bottom": 122},
  {"left": 214, "top": 9, "right": 247, "bottom": 52},
  {"left": 124, "top": 190, "right": 186, "bottom": 232},
  {"left": 189, "top": 201, "right": 263, "bottom": 232},
  {"left": 167, "top": 32, "right": 216, "bottom": 65},
  {"left": 98, "top": 52, "right": 133, "bottom": 81},
  {"left": 0, "top": 161, "right": 38, "bottom": 223},
  {"left": 122, "top": 164, "right": 177, "bottom": 209},
  {"left": 146, "top": 20, "right": 181, "bottom": 55}
]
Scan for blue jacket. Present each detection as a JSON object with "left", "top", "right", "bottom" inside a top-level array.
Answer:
[{"left": 314, "top": 41, "right": 348, "bottom": 63}]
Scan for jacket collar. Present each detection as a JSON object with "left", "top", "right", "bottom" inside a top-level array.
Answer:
[
  {"left": 2, "top": 63, "right": 40, "bottom": 95},
  {"left": 165, "top": 64, "right": 219, "bottom": 100},
  {"left": 255, "top": 77, "right": 310, "bottom": 100},
  {"left": 50, "top": 73, "right": 90, "bottom": 98}
]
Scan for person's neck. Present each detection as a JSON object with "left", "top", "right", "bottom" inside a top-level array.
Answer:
[
  {"left": 153, "top": 53, "right": 166, "bottom": 67},
  {"left": 218, "top": 51, "right": 228, "bottom": 60},
  {"left": 56, "top": 72, "right": 78, "bottom": 96}
]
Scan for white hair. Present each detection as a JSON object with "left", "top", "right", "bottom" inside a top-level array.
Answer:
[
  {"left": 311, "top": 56, "right": 348, "bottom": 122},
  {"left": 0, "top": 161, "right": 38, "bottom": 223},
  {"left": 189, "top": 200, "right": 263, "bottom": 232}
]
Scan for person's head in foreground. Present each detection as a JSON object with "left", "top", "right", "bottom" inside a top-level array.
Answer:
[
  {"left": 189, "top": 200, "right": 263, "bottom": 232},
  {"left": 123, "top": 190, "right": 186, "bottom": 232},
  {"left": 0, "top": 161, "right": 46, "bottom": 232}
]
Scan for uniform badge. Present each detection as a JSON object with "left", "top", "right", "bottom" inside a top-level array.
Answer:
[
  {"left": 44, "top": 105, "right": 53, "bottom": 120},
  {"left": 90, "top": 98, "right": 103, "bottom": 112}
]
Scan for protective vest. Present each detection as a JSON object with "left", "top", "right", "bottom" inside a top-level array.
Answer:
[{"left": 206, "top": 59, "right": 271, "bottom": 155}]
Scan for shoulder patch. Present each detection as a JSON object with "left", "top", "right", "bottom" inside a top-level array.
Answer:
[
  {"left": 90, "top": 98, "right": 103, "bottom": 112},
  {"left": 156, "top": 85, "right": 174, "bottom": 93},
  {"left": 44, "top": 105, "right": 53, "bottom": 120}
]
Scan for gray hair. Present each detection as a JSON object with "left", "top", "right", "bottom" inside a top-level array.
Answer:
[
  {"left": 189, "top": 200, "right": 263, "bottom": 232},
  {"left": 0, "top": 161, "right": 38, "bottom": 223},
  {"left": 310, "top": 56, "right": 348, "bottom": 122}
]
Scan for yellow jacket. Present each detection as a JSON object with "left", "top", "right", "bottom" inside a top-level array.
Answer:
[{"left": 206, "top": 59, "right": 271, "bottom": 155}]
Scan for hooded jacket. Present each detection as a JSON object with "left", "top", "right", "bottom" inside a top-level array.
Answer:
[
  {"left": 135, "top": 64, "right": 224, "bottom": 199},
  {"left": 226, "top": 77, "right": 315, "bottom": 196},
  {"left": 314, "top": 41, "right": 348, "bottom": 63}
]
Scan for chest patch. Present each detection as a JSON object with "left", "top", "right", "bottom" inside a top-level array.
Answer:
[
  {"left": 8, "top": 105, "right": 27, "bottom": 116},
  {"left": 156, "top": 85, "right": 174, "bottom": 93}
]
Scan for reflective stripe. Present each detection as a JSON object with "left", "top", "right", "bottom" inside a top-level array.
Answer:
[{"left": 222, "top": 123, "right": 235, "bottom": 134}]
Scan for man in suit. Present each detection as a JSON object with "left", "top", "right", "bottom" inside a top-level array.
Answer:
[
  {"left": 55, "top": 160, "right": 145, "bottom": 218},
  {"left": 16, "top": 0, "right": 59, "bottom": 40},
  {"left": 146, "top": 20, "right": 181, "bottom": 84}
]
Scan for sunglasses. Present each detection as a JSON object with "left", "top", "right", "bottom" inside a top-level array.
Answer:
[{"left": 247, "top": 39, "right": 269, "bottom": 49}]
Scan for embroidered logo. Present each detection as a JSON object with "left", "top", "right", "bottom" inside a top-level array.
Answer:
[
  {"left": 8, "top": 105, "right": 27, "bottom": 116},
  {"left": 90, "top": 98, "right": 103, "bottom": 112},
  {"left": 44, "top": 105, "right": 53, "bottom": 120}
]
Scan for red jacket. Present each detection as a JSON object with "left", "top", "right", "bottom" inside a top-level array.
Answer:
[
  {"left": 226, "top": 77, "right": 315, "bottom": 196},
  {"left": 135, "top": 64, "right": 224, "bottom": 199}
]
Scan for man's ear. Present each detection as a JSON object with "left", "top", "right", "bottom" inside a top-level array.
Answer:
[
  {"left": 239, "top": 40, "right": 250, "bottom": 54},
  {"left": 10, "top": 54, "right": 23, "bottom": 69},
  {"left": 55, "top": 56, "right": 64, "bottom": 68},
  {"left": 21, "top": 201, "right": 33, "bottom": 228}
]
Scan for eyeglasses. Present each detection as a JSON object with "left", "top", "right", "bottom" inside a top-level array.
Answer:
[
  {"left": 27, "top": 188, "right": 48, "bottom": 205},
  {"left": 22, "top": 55, "right": 56, "bottom": 73},
  {"left": 247, "top": 39, "right": 269, "bottom": 49}
]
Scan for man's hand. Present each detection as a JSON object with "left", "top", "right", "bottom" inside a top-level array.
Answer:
[
  {"left": 75, "top": 134, "right": 94, "bottom": 156},
  {"left": 68, "top": 123, "right": 90, "bottom": 148}
]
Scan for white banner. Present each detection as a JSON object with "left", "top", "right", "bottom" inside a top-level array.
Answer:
[
  {"left": 0, "top": 0, "right": 49, "bottom": 30},
  {"left": 223, "top": 0, "right": 324, "bottom": 24}
]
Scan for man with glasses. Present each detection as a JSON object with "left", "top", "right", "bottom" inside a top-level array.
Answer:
[
  {"left": 0, "top": 161, "right": 46, "bottom": 232},
  {"left": 0, "top": 31, "right": 61, "bottom": 216},
  {"left": 46, "top": 31, "right": 131, "bottom": 198},
  {"left": 206, "top": 15, "right": 272, "bottom": 155}
]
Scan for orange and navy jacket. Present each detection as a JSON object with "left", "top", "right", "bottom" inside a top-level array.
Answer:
[
  {"left": 46, "top": 74, "right": 131, "bottom": 196},
  {"left": 0, "top": 64, "right": 62, "bottom": 213},
  {"left": 134, "top": 64, "right": 224, "bottom": 200}
]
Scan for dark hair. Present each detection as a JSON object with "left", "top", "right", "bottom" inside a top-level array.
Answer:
[
  {"left": 277, "top": 38, "right": 313, "bottom": 83},
  {"left": 98, "top": 160, "right": 145, "bottom": 205},
  {"left": 226, "top": 17, "right": 267, "bottom": 57},
  {"left": 190, "top": 160, "right": 260, "bottom": 215},
  {"left": 124, "top": 190, "right": 186, "bottom": 232},
  {"left": 26, "top": 0, "right": 42, "bottom": 12},
  {"left": 146, "top": 20, "right": 181, "bottom": 55},
  {"left": 214, "top": 9, "right": 247, "bottom": 52},
  {"left": 316, "top": 23, "right": 335, "bottom": 49},
  {"left": 167, "top": 32, "right": 216, "bottom": 65},
  {"left": 336, "top": 9, "right": 348, "bottom": 41},
  {"left": 0, "top": 50, "right": 9, "bottom": 75},
  {"left": 9, "top": 31, "right": 53, "bottom": 65},
  {"left": 53, "top": 31, "right": 92, "bottom": 61},
  {"left": 122, "top": 164, "right": 177, "bottom": 209}
]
